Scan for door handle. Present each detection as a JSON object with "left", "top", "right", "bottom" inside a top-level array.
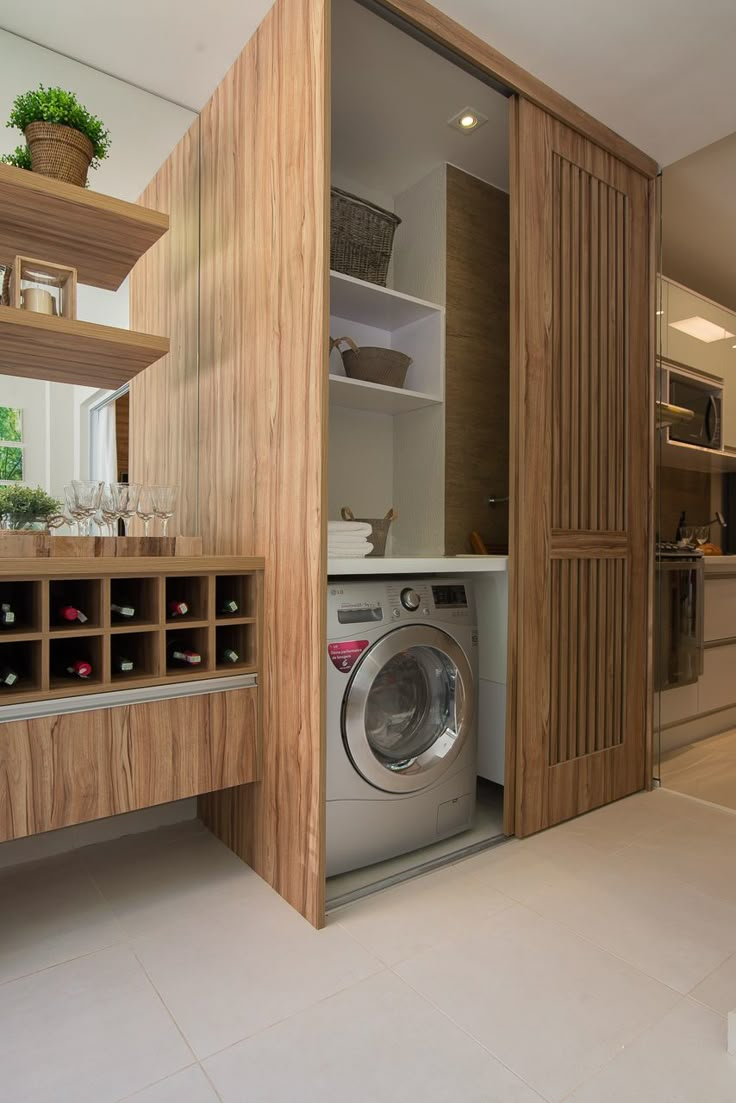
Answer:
[{"left": 706, "top": 395, "right": 719, "bottom": 445}]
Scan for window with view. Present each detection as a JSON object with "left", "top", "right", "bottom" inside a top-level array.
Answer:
[{"left": 0, "top": 407, "right": 24, "bottom": 482}]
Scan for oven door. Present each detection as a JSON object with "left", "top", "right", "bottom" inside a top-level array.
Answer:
[
  {"left": 655, "top": 559, "right": 705, "bottom": 690},
  {"left": 668, "top": 371, "right": 722, "bottom": 449}
]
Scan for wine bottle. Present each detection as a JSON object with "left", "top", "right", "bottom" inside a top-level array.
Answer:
[
  {"left": 167, "top": 642, "right": 201, "bottom": 666},
  {"left": 113, "top": 655, "right": 135, "bottom": 673},
  {"left": 220, "top": 647, "right": 240, "bottom": 664},
  {"left": 59, "top": 605, "right": 88, "bottom": 624},
  {"left": 219, "top": 598, "right": 239, "bottom": 614},
  {"left": 111, "top": 602, "right": 136, "bottom": 619},
  {"left": 1, "top": 602, "right": 16, "bottom": 626},
  {"left": 168, "top": 599, "right": 189, "bottom": 618},
  {"left": 0, "top": 665, "right": 19, "bottom": 687},
  {"left": 66, "top": 659, "right": 92, "bottom": 679}
]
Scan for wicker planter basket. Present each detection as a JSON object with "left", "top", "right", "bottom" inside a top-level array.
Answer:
[
  {"left": 331, "top": 336, "right": 412, "bottom": 389},
  {"left": 331, "top": 188, "right": 401, "bottom": 286},
  {"left": 341, "top": 507, "right": 397, "bottom": 557},
  {"left": 25, "top": 122, "right": 93, "bottom": 187}
]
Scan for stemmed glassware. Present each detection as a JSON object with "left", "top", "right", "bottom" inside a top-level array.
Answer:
[
  {"left": 110, "top": 482, "right": 141, "bottom": 536},
  {"left": 99, "top": 486, "right": 119, "bottom": 537},
  {"left": 150, "top": 485, "right": 178, "bottom": 537},
  {"left": 68, "top": 480, "right": 104, "bottom": 536},
  {"left": 137, "top": 486, "right": 155, "bottom": 537}
]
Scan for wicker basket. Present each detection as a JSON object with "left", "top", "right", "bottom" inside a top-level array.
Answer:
[
  {"left": 330, "top": 337, "right": 411, "bottom": 389},
  {"left": 25, "top": 122, "right": 93, "bottom": 187},
  {"left": 331, "top": 188, "right": 401, "bottom": 286},
  {"left": 341, "top": 507, "right": 397, "bottom": 557}
]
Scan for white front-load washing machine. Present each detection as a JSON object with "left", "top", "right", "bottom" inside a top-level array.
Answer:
[{"left": 326, "top": 577, "right": 478, "bottom": 877}]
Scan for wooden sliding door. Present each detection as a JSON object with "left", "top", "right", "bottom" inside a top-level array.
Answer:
[{"left": 508, "top": 97, "right": 654, "bottom": 835}]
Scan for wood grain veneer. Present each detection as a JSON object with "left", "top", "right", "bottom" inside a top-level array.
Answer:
[
  {"left": 372, "top": 0, "right": 658, "bottom": 178},
  {"left": 0, "top": 306, "right": 169, "bottom": 390},
  {"left": 508, "top": 98, "right": 653, "bottom": 835},
  {"left": 0, "top": 687, "right": 259, "bottom": 843},
  {"left": 0, "top": 162, "right": 169, "bottom": 291},
  {"left": 0, "top": 535, "right": 203, "bottom": 558},
  {"left": 115, "top": 391, "right": 130, "bottom": 480},
  {"left": 444, "top": 166, "right": 509, "bottom": 554},
  {"left": 129, "top": 122, "right": 200, "bottom": 536},
  {"left": 194, "top": 0, "right": 329, "bottom": 928}
]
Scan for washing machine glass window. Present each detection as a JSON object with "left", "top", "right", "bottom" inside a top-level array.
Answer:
[{"left": 342, "top": 625, "right": 474, "bottom": 794}]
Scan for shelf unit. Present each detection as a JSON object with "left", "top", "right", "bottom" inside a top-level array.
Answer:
[
  {"left": 0, "top": 557, "right": 263, "bottom": 706},
  {"left": 0, "top": 306, "right": 169, "bottom": 389},
  {"left": 0, "top": 162, "right": 169, "bottom": 291}
]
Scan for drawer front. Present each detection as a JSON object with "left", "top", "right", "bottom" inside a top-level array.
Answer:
[
  {"left": 0, "top": 686, "right": 259, "bottom": 842},
  {"left": 658, "top": 682, "right": 699, "bottom": 727},
  {"left": 698, "top": 643, "right": 736, "bottom": 715},
  {"left": 705, "top": 577, "right": 736, "bottom": 642}
]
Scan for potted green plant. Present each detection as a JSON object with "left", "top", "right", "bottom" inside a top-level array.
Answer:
[
  {"left": 0, "top": 485, "right": 63, "bottom": 531},
  {"left": 6, "top": 85, "right": 111, "bottom": 187},
  {"left": 0, "top": 144, "right": 31, "bottom": 171}
]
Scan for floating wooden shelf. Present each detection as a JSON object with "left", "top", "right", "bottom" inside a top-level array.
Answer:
[
  {"left": 0, "top": 306, "right": 169, "bottom": 389},
  {"left": 0, "top": 556, "right": 263, "bottom": 706},
  {"left": 0, "top": 163, "right": 168, "bottom": 291}
]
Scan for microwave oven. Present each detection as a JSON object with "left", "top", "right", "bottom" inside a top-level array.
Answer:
[{"left": 665, "top": 365, "right": 723, "bottom": 451}]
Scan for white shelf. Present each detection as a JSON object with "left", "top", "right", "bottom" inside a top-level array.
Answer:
[
  {"left": 329, "top": 373, "right": 442, "bottom": 414},
  {"left": 327, "top": 556, "right": 508, "bottom": 576},
  {"left": 330, "top": 270, "right": 443, "bottom": 331}
]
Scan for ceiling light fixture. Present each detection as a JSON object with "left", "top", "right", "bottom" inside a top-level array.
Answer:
[
  {"left": 448, "top": 107, "right": 489, "bottom": 134},
  {"left": 669, "top": 316, "right": 735, "bottom": 343}
]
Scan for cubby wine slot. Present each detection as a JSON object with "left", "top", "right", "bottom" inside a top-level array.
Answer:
[{"left": 49, "top": 579, "right": 102, "bottom": 630}]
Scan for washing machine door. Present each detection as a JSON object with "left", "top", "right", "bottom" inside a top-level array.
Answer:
[{"left": 342, "top": 625, "right": 474, "bottom": 794}]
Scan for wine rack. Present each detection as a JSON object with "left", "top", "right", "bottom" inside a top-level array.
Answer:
[{"left": 0, "top": 556, "right": 263, "bottom": 706}]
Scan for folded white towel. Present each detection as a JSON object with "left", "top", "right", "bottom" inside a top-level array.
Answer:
[
  {"left": 328, "top": 539, "right": 373, "bottom": 553},
  {"left": 328, "top": 521, "right": 372, "bottom": 536},
  {"left": 329, "top": 546, "right": 373, "bottom": 558}
]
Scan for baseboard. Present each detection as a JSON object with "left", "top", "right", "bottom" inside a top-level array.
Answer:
[{"left": 660, "top": 705, "right": 736, "bottom": 757}]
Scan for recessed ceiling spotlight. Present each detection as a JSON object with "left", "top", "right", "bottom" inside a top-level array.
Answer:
[
  {"left": 656, "top": 309, "right": 664, "bottom": 316},
  {"left": 448, "top": 107, "right": 488, "bottom": 133}
]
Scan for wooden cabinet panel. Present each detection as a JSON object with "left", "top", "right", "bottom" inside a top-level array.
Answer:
[
  {"left": 509, "top": 98, "right": 653, "bottom": 835},
  {"left": 698, "top": 644, "right": 736, "bottom": 714},
  {"left": 0, "top": 688, "right": 259, "bottom": 843}
]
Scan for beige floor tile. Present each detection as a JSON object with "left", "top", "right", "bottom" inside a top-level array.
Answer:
[
  {"left": 0, "top": 946, "right": 192, "bottom": 1103},
  {"left": 336, "top": 860, "right": 513, "bottom": 965},
  {"left": 661, "top": 729, "right": 736, "bottom": 813},
  {"left": 121, "top": 1065, "right": 219, "bottom": 1102},
  {"left": 0, "top": 853, "right": 124, "bottom": 985},
  {"left": 83, "top": 822, "right": 265, "bottom": 937},
  {"left": 396, "top": 904, "right": 679, "bottom": 1103},
  {"left": 690, "top": 952, "right": 736, "bottom": 1016},
  {"left": 133, "top": 892, "right": 383, "bottom": 1059},
  {"left": 205, "top": 971, "right": 545, "bottom": 1103},
  {"left": 566, "top": 998, "right": 736, "bottom": 1102},
  {"left": 517, "top": 844, "right": 736, "bottom": 993}
]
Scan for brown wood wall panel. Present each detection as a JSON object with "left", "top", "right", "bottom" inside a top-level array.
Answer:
[
  {"left": 549, "top": 557, "right": 626, "bottom": 765},
  {"left": 444, "top": 167, "right": 510, "bottom": 554},
  {"left": 195, "top": 0, "right": 329, "bottom": 928},
  {"left": 552, "top": 156, "right": 628, "bottom": 534},
  {"left": 510, "top": 98, "right": 653, "bottom": 835},
  {"left": 0, "top": 688, "right": 259, "bottom": 842},
  {"left": 115, "top": 392, "right": 129, "bottom": 480},
  {"left": 129, "top": 122, "right": 200, "bottom": 536}
]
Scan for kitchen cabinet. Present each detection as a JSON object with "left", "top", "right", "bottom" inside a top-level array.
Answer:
[{"left": 663, "top": 278, "right": 736, "bottom": 380}]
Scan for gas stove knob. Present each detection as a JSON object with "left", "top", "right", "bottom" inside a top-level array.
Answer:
[{"left": 400, "top": 588, "right": 421, "bottom": 612}]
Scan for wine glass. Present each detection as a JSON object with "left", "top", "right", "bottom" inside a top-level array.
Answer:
[
  {"left": 137, "top": 486, "right": 155, "bottom": 537},
  {"left": 100, "top": 486, "right": 119, "bottom": 537},
  {"left": 63, "top": 486, "right": 81, "bottom": 535},
  {"left": 695, "top": 525, "right": 710, "bottom": 548},
  {"left": 110, "top": 482, "right": 141, "bottom": 536},
  {"left": 151, "top": 485, "right": 178, "bottom": 537},
  {"left": 71, "top": 480, "right": 104, "bottom": 537}
]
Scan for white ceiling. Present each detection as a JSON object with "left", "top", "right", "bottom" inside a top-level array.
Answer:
[
  {"left": 662, "top": 132, "right": 736, "bottom": 312},
  {"left": 1, "top": 0, "right": 736, "bottom": 166},
  {"left": 332, "top": 0, "right": 508, "bottom": 199}
]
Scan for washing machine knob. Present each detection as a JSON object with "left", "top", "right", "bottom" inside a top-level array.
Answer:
[{"left": 400, "top": 588, "right": 421, "bottom": 611}]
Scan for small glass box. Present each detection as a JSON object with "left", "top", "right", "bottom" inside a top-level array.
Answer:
[{"left": 12, "top": 255, "right": 77, "bottom": 319}]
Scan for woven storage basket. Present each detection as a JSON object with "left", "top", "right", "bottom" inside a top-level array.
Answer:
[
  {"left": 330, "top": 336, "right": 411, "bottom": 389},
  {"left": 331, "top": 188, "right": 401, "bottom": 286},
  {"left": 25, "top": 122, "right": 93, "bottom": 187},
  {"left": 341, "top": 507, "right": 397, "bottom": 557}
]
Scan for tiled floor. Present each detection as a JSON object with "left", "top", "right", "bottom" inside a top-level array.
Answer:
[
  {"left": 661, "top": 727, "right": 736, "bottom": 812},
  {"left": 3, "top": 789, "right": 736, "bottom": 1101}
]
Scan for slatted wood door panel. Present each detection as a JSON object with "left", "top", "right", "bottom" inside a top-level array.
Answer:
[{"left": 509, "top": 97, "right": 653, "bottom": 835}]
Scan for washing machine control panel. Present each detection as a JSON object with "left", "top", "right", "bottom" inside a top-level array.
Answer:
[
  {"left": 400, "top": 587, "right": 421, "bottom": 611},
  {"left": 328, "top": 578, "right": 475, "bottom": 633}
]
